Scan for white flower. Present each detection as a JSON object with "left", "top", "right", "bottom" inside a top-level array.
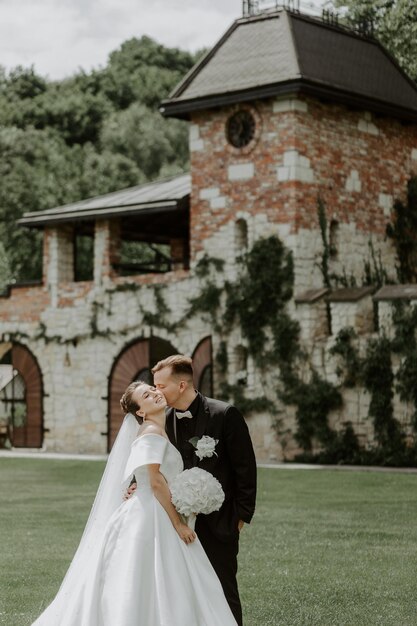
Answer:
[
  {"left": 193, "top": 435, "right": 218, "bottom": 460},
  {"left": 170, "top": 467, "right": 224, "bottom": 517}
]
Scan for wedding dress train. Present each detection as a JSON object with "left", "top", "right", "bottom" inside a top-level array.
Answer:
[{"left": 32, "top": 432, "right": 237, "bottom": 626}]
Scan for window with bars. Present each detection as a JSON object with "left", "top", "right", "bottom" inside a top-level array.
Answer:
[{"left": 0, "top": 370, "right": 27, "bottom": 428}]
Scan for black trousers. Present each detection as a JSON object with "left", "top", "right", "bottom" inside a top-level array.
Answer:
[{"left": 195, "top": 519, "right": 242, "bottom": 626}]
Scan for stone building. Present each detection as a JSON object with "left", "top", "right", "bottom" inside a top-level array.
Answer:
[{"left": 2, "top": 7, "right": 417, "bottom": 460}]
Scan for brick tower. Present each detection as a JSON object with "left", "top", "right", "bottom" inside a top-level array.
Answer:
[{"left": 161, "top": 8, "right": 417, "bottom": 291}]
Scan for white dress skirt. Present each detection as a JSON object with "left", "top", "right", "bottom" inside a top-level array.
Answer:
[{"left": 32, "top": 434, "right": 237, "bottom": 626}]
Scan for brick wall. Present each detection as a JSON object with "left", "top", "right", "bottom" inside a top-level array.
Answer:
[{"left": 190, "top": 96, "right": 417, "bottom": 290}]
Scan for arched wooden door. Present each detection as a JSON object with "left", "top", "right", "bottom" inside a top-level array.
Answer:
[
  {"left": 108, "top": 337, "right": 177, "bottom": 450},
  {"left": 192, "top": 337, "right": 213, "bottom": 397},
  {"left": 7, "top": 344, "right": 43, "bottom": 447}
]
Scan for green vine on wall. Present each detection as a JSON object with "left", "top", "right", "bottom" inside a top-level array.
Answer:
[
  {"left": 363, "top": 240, "right": 389, "bottom": 287},
  {"left": 317, "top": 195, "right": 332, "bottom": 288},
  {"left": 386, "top": 177, "right": 417, "bottom": 283},
  {"left": 280, "top": 370, "right": 343, "bottom": 452},
  {"left": 187, "top": 283, "right": 223, "bottom": 329},
  {"left": 194, "top": 254, "right": 225, "bottom": 278},
  {"left": 329, "top": 327, "right": 361, "bottom": 388},
  {"left": 361, "top": 336, "right": 402, "bottom": 450},
  {"left": 224, "top": 236, "right": 296, "bottom": 365},
  {"left": 141, "top": 285, "right": 178, "bottom": 333},
  {"left": 329, "top": 319, "right": 417, "bottom": 465},
  {"left": 184, "top": 254, "right": 225, "bottom": 330},
  {"left": 219, "top": 381, "right": 276, "bottom": 415},
  {"left": 216, "top": 235, "right": 343, "bottom": 453},
  {"left": 391, "top": 302, "right": 417, "bottom": 431},
  {"left": 318, "top": 197, "right": 389, "bottom": 289},
  {"left": 215, "top": 340, "right": 228, "bottom": 375}
]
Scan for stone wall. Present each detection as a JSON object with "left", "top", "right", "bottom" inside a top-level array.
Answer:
[
  {"left": 2, "top": 93, "right": 417, "bottom": 461},
  {"left": 1, "top": 215, "right": 417, "bottom": 461}
]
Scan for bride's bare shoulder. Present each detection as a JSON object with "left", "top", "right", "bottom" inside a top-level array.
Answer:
[{"left": 137, "top": 423, "right": 167, "bottom": 438}]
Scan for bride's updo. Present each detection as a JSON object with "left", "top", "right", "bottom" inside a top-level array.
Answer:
[{"left": 120, "top": 380, "right": 146, "bottom": 423}]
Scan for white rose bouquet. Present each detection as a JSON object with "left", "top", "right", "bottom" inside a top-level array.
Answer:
[{"left": 170, "top": 467, "right": 224, "bottom": 529}]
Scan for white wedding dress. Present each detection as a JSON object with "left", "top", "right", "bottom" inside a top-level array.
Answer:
[{"left": 32, "top": 432, "right": 237, "bottom": 626}]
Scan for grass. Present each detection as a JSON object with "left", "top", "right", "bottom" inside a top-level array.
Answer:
[{"left": 1, "top": 460, "right": 417, "bottom": 626}]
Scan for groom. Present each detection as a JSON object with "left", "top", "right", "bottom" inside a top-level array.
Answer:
[{"left": 152, "top": 354, "right": 257, "bottom": 626}]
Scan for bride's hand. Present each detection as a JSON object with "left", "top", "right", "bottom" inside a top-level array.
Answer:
[
  {"left": 123, "top": 483, "right": 137, "bottom": 500},
  {"left": 176, "top": 522, "right": 196, "bottom": 545}
]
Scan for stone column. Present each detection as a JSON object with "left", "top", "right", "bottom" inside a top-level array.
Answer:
[
  {"left": 94, "top": 220, "right": 121, "bottom": 286},
  {"left": 44, "top": 226, "right": 74, "bottom": 307}
]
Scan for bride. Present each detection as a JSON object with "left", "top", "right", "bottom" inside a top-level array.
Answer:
[{"left": 31, "top": 381, "right": 237, "bottom": 626}]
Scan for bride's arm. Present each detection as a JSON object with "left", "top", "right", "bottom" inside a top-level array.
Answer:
[{"left": 147, "top": 463, "right": 196, "bottom": 545}]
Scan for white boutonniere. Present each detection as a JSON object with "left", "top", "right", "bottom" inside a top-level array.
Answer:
[{"left": 189, "top": 435, "right": 218, "bottom": 460}]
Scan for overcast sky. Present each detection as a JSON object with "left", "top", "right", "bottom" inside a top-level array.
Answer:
[{"left": 0, "top": 0, "right": 324, "bottom": 80}]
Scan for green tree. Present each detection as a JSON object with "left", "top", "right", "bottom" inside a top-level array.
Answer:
[
  {"left": 0, "top": 35, "right": 198, "bottom": 282},
  {"left": 0, "top": 241, "right": 12, "bottom": 292},
  {"left": 100, "top": 103, "right": 188, "bottom": 179},
  {"left": 2, "top": 65, "right": 47, "bottom": 99},
  {"left": 0, "top": 126, "right": 82, "bottom": 280},
  {"left": 2, "top": 81, "right": 112, "bottom": 145},
  {"left": 330, "top": 0, "right": 417, "bottom": 79},
  {"left": 79, "top": 145, "right": 145, "bottom": 197},
  {"left": 101, "top": 36, "right": 200, "bottom": 109}
]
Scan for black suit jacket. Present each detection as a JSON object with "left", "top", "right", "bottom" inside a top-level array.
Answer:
[{"left": 166, "top": 393, "right": 257, "bottom": 542}]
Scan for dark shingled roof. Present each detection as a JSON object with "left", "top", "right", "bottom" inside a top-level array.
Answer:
[
  {"left": 160, "top": 9, "right": 417, "bottom": 121},
  {"left": 18, "top": 174, "right": 191, "bottom": 228}
]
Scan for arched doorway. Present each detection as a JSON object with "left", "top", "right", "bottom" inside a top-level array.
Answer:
[
  {"left": 107, "top": 336, "right": 177, "bottom": 450},
  {"left": 192, "top": 337, "right": 213, "bottom": 397},
  {"left": 0, "top": 343, "right": 43, "bottom": 448}
]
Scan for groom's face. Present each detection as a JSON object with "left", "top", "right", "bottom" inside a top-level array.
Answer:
[{"left": 153, "top": 366, "right": 183, "bottom": 407}]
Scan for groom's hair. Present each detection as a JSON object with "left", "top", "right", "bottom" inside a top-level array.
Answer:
[{"left": 151, "top": 354, "right": 193, "bottom": 381}]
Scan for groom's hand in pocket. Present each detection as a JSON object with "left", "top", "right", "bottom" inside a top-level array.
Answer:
[{"left": 238, "top": 520, "right": 244, "bottom": 532}]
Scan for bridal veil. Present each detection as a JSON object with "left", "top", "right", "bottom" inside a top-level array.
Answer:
[{"left": 32, "top": 413, "right": 139, "bottom": 625}]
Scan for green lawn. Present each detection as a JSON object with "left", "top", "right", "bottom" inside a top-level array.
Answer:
[{"left": 1, "top": 459, "right": 417, "bottom": 626}]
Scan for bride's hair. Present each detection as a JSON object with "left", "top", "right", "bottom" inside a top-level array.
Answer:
[{"left": 120, "top": 380, "right": 146, "bottom": 423}]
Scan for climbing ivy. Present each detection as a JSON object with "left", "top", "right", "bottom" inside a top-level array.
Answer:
[
  {"left": 329, "top": 327, "right": 361, "bottom": 387},
  {"left": 141, "top": 285, "right": 178, "bottom": 332},
  {"left": 363, "top": 239, "right": 389, "bottom": 287},
  {"left": 194, "top": 254, "right": 225, "bottom": 278},
  {"left": 361, "top": 336, "right": 401, "bottom": 449},
  {"left": 317, "top": 195, "right": 332, "bottom": 288},
  {"left": 280, "top": 370, "right": 343, "bottom": 452},
  {"left": 318, "top": 197, "right": 389, "bottom": 289},
  {"left": 391, "top": 301, "right": 417, "bottom": 430},
  {"left": 386, "top": 176, "right": 417, "bottom": 283},
  {"left": 224, "top": 235, "right": 295, "bottom": 365},
  {"left": 329, "top": 318, "right": 417, "bottom": 465},
  {"left": 215, "top": 340, "right": 228, "bottom": 375},
  {"left": 218, "top": 235, "right": 343, "bottom": 453},
  {"left": 187, "top": 283, "right": 223, "bottom": 328},
  {"left": 219, "top": 381, "right": 276, "bottom": 415}
]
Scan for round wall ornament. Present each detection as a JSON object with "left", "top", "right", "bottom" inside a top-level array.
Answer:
[{"left": 226, "top": 109, "right": 256, "bottom": 149}]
